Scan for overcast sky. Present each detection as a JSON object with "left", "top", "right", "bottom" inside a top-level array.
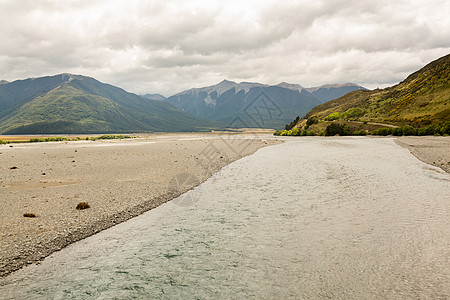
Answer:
[{"left": 1, "top": 0, "right": 449, "bottom": 96}]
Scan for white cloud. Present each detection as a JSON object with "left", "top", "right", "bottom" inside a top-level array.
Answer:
[{"left": 0, "top": 0, "right": 449, "bottom": 96}]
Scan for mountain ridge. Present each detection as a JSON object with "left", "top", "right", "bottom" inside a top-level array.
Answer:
[
  {"left": 0, "top": 74, "right": 218, "bottom": 134},
  {"left": 165, "top": 80, "right": 365, "bottom": 128}
]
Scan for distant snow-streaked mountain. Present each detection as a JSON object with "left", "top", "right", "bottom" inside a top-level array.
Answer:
[
  {"left": 164, "top": 80, "right": 365, "bottom": 128},
  {"left": 276, "top": 82, "right": 303, "bottom": 93}
]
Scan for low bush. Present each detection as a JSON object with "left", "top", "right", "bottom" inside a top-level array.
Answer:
[
  {"left": 306, "top": 116, "right": 319, "bottom": 128},
  {"left": 90, "top": 135, "right": 131, "bottom": 141},
  {"left": 324, "top": 112, "right": 343, "bottom": 121},
  {"left": 370, "top": 127, "right": 392, "bottom": 136},
  {"left": 284, "top": 116, "right": 300, "bottom": 130},
  {"left": 352, "top": 130, "right": 367, "bottom": 136},
  {"left": 402, "top": 126, "right": 417, "bottom": 136},
  {"left": 325, "top": 123, "right": 351, "bottom": 136}
]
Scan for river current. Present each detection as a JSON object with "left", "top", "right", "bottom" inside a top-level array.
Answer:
[{"left": 1, "top": 137, "right": 449, "bottom": 299}]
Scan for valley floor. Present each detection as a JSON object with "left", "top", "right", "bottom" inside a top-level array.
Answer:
[
  {"left": 0, "top": 133, "right": 279, "bottom": 277},
  {"left": 0, "top": 134, "right": 448, "bottom": 278}
]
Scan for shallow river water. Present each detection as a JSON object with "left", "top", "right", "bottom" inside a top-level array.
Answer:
[{"left": 1, "top": 137, "right": 449, "bottom": 299}]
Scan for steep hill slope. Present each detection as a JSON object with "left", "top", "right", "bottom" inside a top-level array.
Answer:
[
  {"left": 0, "top": 74, "right": 217, "bottom": 134},
  {"left": 304, "top": 53, "right": 450, "bottom": 126}
]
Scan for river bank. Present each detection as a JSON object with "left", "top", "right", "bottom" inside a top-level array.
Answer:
[
  {"left": 0, "top": 133, "right": 279, "bottom": 277},
  {"left": 396, "top": 136, "right": 450, "bottom": 173}
]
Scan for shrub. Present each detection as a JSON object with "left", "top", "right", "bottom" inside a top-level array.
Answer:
[
  {"left": 352, "top": 130, "right": 367, "bottom": 136},
  {"left": 402, "top": 126, "right": 417, "bottom": 136},
  {"left": 90, "top": 135, "right": 131, "bottom": 141},
  {"left": 391, "top": 127, "right": 403, "bottom": 136},
  {"left": 284, "top": 116, "right": 300, "bottom": 130},
  {"left": 440, "top": 122, "right": 450, "bottom": 135},
  {"left": 23, "top": 213, "right": 37, "bottom": 218},
  {"left": 325, "top": 123, "right": 351, "bottom": 136},
  {"left": 76, "top": 202, "right": 90, "bottom": 210},
  {"left": 324, "top": 112, "right": 343, "bottom": 121},
  {"left": 306, "top": 116, "right": 319, "bottom": 127},
  {"left": 291, "top": 128, "right": 301, "bottom": 136},
  {"left": 371, "top": 127, "right": 392, "bottom": 136},
  {"left": 417, "top": 127, "right": 427, "bottom": 136},
  {"left": 344, "top": 108, "right": 365, "bottom": 119}
]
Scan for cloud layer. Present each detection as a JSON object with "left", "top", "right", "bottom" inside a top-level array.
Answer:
[{"left": 1, "top": 0, "right": 449, "bottom": 95}]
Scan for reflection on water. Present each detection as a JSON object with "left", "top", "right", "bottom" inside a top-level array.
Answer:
[{"left": 1, "top": 137, "right": 449, "bottom": 299}]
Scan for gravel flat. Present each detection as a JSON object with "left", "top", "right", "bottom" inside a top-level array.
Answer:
[{"left": 396, "top": 136, "right": 450, "bottom": 173}]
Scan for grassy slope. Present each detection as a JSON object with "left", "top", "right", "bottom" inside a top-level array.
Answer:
[
  {"left": 0, "top": 75, "right": 219, "bottom": 134},
  {"left": 0, "top": 86, "right": 150, "bottom": 133},
  {"left": 304, "top": 53, "right": 450, "bottom": 126}
]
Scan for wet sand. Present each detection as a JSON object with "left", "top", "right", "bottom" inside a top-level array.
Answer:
[
  {"left": 0, "top": 133, "right": 279, "bottom": 277},
  {"left": 396, "top": 136, "right": 450, "bottom": 173}
]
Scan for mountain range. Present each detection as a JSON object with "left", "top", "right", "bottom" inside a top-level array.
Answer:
[
  {"left": 302, "top": 53, "right": 450, "bottom": 127},
  {"left": 0, "top": 74, "right": 217, "bottom": 134},
  {"left": 165, "top": 80, "right": 365, "bottom": 128}
]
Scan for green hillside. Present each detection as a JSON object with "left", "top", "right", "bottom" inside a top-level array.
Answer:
[
  {"left": 0, "top": 74, "right": 218, "bottom": 134},
  {"left": 303, "top": 53, "right": 450, "bottom": 126}
]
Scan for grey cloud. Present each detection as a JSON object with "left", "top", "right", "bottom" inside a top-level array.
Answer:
[{"left": 0, "top": 0, "right": 449, "bottom": 96}]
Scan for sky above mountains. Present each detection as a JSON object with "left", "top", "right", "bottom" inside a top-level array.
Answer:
[{"left": 1, "top": 0, "right": 449, "bottom": 96}]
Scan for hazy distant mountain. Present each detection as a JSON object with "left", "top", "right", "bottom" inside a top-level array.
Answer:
[
  {"left": 165, "top": 80, "right": 323, "bottom": 128},
  {"left": 306, "top": 83, "right": 367, "bottom": 103},
  {"left": 0, "top": 74, "right": 218, "bottom": 134},
  {"left": 141, "top": 93, "right": 166, "bottom": 101},
  {"left": 303, "top": 53, "right": 450, "bottom": 126}
]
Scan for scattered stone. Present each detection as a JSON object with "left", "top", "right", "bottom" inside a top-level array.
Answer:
[
  {"left": 9, "top": 166, "right": 18, "bottom": 170},
  {"left": 23, "top": 213, "right": 37, "bottom": 218},
  {"left": 76, "top": 202, "right": 90, "bottom": 210}
]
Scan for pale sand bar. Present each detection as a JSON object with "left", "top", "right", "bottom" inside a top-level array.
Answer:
[
  {"left": 396, "top": 136, "right": 450, "bottom": 173},
  {"left": 0, "top": 133, "right": 279, "bottom": 277}
]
